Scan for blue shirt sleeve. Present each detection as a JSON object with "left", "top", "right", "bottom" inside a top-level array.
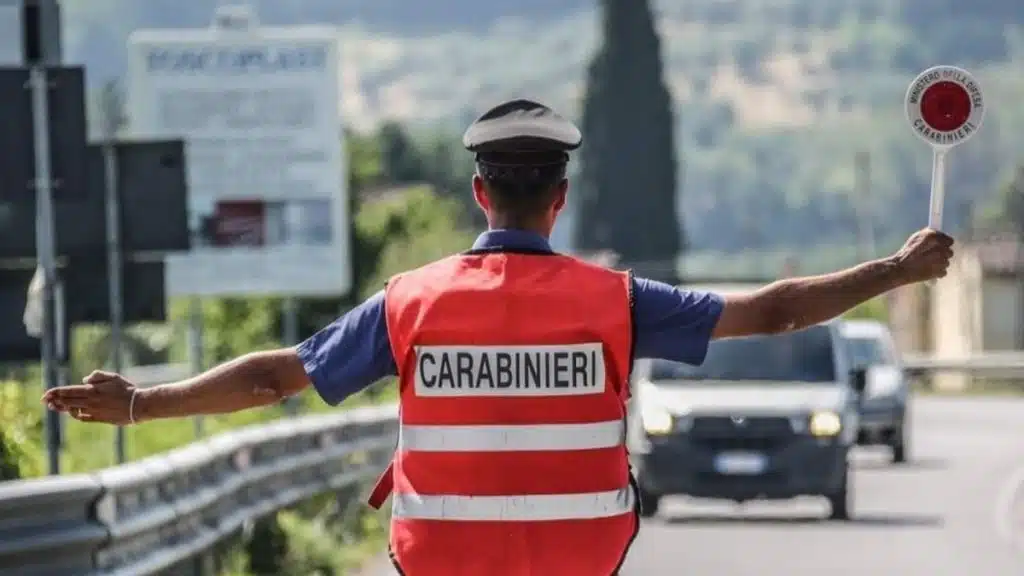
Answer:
[
  {"left": 295, "top": 290, "right": 398, "bottom": 406},
  {"left": 632, "top": 277, "right": 725, "bottom": 365}
]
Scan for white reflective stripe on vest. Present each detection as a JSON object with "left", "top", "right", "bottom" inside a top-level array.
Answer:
[
  {"left": 399, "top": 420, "right": 625, "bottom": 452},
  {"left": 392, "top": 488, "right": 635, "bottom": 521}
]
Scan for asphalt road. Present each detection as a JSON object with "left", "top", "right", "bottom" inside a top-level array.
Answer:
[
  {"left": 360, "top": 396, "right": 1024, "bottom": 576},
  {"left": 624, "top": 396, "right": 1024, "bottom": 575}
]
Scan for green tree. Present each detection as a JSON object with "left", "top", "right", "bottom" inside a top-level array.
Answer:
[
  {"left": 416, "top": 133, "right": 484, "bottom": 228},
  {"left": 379, "top": 122, "right": 427, "bottom": 183},
  {"left": 359, "top": 186, "right": 476, "bottom": 297},
  {"left": 575, "top": 0, "right": 682, "bottom": 282},
  {"left": 376, "top": 125, "right": 483, "bottom": 229}
]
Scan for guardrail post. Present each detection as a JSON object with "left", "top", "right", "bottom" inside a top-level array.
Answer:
[{"left": 193, "top": 551, "right": 215, "bottom": 576}]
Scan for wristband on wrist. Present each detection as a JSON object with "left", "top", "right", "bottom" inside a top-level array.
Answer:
[{"left": 129, "top": 388, "right": 139, "bottom": 424}]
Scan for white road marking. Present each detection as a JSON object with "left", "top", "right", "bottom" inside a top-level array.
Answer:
[{"left": 994, "top": 462, "right": 1024, "bottom": 553}]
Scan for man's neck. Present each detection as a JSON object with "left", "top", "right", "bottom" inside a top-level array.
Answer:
[{"left": 486, "top": 224, "right": 551, "bottom": 239}]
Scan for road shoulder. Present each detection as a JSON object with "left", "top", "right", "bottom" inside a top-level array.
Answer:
[{"left": 1012, "top": 481, "right": 1024, "bottom": 552}]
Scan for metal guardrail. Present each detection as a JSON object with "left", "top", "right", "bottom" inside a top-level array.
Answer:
[
  {"left": 2, "top": 353, "right": 1022, "bottom": 575},
  {"left": 0, "top": 404, "right": 398, "bottom": 576},
  {"left": 903, "top": 352, "right": 1024, "bottom": 378}
]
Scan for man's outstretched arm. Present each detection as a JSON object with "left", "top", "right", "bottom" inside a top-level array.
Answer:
[
  {"left": 712, "top": 228, "right": 953, "bottom": 339},
  {"left": 42, "top": 349, "right": 310, "bottom": 424},
  {"left": 139, "top": 349, "right": 310, "bottom": 420},
  {"left": 43, "top": 291, "right": 398, "bottom": 425}
]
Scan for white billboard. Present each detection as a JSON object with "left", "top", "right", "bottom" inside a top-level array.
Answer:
[{"left": 126, "top": 12, "right": 350, "bottom": 297}]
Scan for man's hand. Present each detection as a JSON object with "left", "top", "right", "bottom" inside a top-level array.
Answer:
[
  {"left": 891, "top": 228, "right": 955, "bottom": 283},
  {"left": 42, "top": 370, "right": 138, "bottom": 425}
]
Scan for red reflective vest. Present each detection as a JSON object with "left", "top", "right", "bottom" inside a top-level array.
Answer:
[{"left": 369, "top": 248, "right": 639, "bottom": 576}]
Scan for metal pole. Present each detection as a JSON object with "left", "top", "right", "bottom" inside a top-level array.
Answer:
[
  {"left": 101, "top": 87, "right": 126, "bottom": 464},
  {"left": 282, "top": 297, "right": 300, "bottom": 415},
  {"left": 31, "top": 63, "right": 60, "bottom": 476},
  {"left": 188, "top": 296, "right": 205, "bottom": 438},
  {"left": 283, "top": 297, "right": 298, "bottom": 346},
  {"left": 55, "top": 275, "right": 66, "bottom": 383},
  {"left": 54, "top": 273, "right": 66, "bottom": 448}
]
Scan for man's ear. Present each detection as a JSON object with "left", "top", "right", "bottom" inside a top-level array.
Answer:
[
  {"left": 552, "top": 178, "right": 569, "bottom": 212},
  {"left": 472, "top": 174, "right": 491, "bottom": 212}
]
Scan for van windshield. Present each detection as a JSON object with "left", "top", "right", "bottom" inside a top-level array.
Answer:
[
  {"left": 846, "top": 336, "right": 893, "bottom": 368},
  {"left": 649, "top": 325, "right": 837, "bottom": 384}
]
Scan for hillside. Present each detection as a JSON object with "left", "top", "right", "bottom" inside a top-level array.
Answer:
[{"left": 60, "top": 0, "right": 1024, "bottom": 253}]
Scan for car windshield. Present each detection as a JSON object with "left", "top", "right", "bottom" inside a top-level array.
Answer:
[
  {"left": 649, "top": 325, "right": 837, "bottom": 383},
  {"left": 846, "top": 336, "right": 893, "bottom": 368}
]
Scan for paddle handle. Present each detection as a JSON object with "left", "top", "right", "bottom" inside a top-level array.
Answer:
[
  {"left": 928, "top": 148, "right": 947, "bottom": 231},
  {"left": 926, "top": 149, "right": 947, "bottom": 286}
]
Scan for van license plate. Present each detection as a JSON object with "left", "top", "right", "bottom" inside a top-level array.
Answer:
[{"left": 713, "top": 452, "right": 767, "bottom": 475}]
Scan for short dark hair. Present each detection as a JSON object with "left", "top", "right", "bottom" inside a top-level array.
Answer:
[
  {"left": 478, "top": 163, "right": 566, "bottom": 228},
  {"left": 475, "top": 148, "right": 568, "bottom": 227}
]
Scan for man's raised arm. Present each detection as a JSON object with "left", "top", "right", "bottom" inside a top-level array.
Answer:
[{"left": 712, "top": 228, "right": 953, "bottom": 339}]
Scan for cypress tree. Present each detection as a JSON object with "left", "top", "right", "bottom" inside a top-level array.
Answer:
[{"left": 575, "top": 0, "right": 682, "bottom": 283}]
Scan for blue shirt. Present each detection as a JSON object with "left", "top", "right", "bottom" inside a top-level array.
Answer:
[{"left": 297, "top": 230, "right": 724, "bottom": 405}]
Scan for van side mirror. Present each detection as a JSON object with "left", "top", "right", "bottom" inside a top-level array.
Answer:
[{"left": 850, "top": 368, "right": 868, "bottom": 395}]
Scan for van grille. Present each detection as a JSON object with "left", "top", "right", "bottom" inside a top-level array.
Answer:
[{"left": 689, "top": 415, "right": 795, "bottom": 452}]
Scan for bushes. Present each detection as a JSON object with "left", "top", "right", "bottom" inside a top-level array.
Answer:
[
  {"left": 214, "top": 506, "right": 388, "bottom": 576},
  {"left": 0, "top": 381, "right": 44, "bottom": 480}
]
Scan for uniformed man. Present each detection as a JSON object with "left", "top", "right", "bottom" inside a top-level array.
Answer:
[{"left": 44, "top": 99, "right": 954, "bottom": 575}]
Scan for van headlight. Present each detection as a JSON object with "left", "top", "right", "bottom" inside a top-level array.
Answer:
[
  {"left": 641, "top": 404, "right": 674, "bottom": 435},
  {"left": 809, "top": 411, "right": 842, "bottom": 437},
  {"left": 640, "top": 403, "right": 692, "bottom": 435}
]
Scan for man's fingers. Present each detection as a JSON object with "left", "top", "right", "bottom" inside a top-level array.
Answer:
[
  {"left": 43, "top": 386, "right": 104, "bottom": 411},
  {"left": 923, "top": 240, "right": 954, "bottom": 256},
  {"left": 924, "top": 230, "right": 954, "bottom": 246},
  {"left": 46, "top": 385, "right": 96, "bottom": 399},
  {"left": 54, "top": 396, "right": 95, "bottom": 410},
  {"left": 83, "top": 370, "right": 118, "bottom": 384}
]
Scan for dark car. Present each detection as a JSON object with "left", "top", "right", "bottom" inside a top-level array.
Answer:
[
  {"left": 627, "top": 323, "right": 862, "bottom": 521},
  {"left": 840, "top": 320, "right": 910, "bottom": 463}
]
